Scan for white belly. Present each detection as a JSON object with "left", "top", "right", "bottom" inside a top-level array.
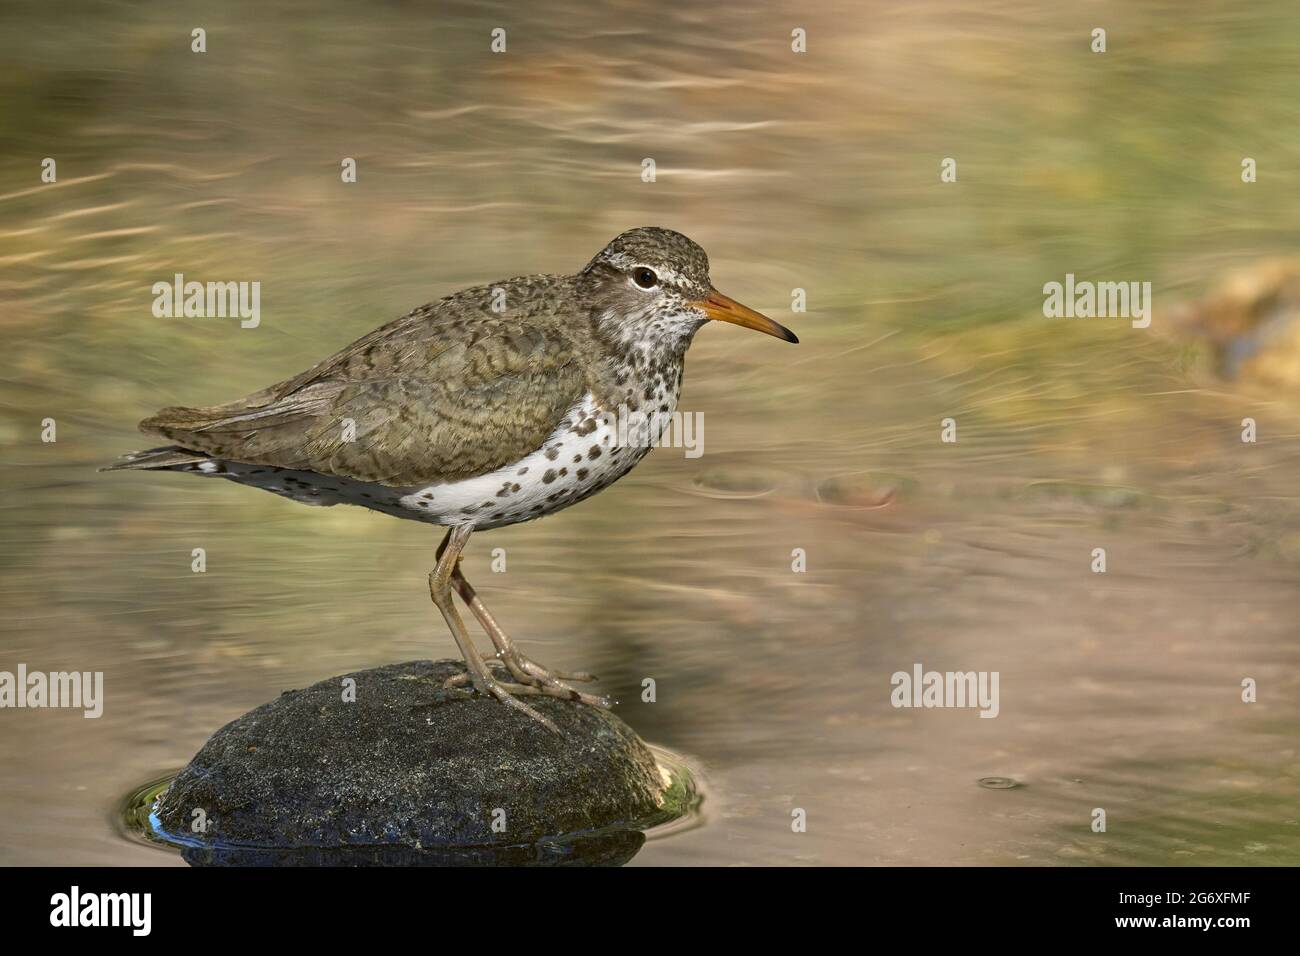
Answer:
[{"left": 399, "top": 392, "right": 666, "bottom": 530}]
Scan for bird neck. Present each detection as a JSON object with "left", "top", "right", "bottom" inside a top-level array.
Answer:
[
  {"left": 593, "top": 305, "right": 703, "bottom": 360},
  {"left": 591, "top": 335, "right": 689, "bottom": 424}
]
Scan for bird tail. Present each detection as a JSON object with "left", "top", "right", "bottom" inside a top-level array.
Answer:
[
  {"left": 138, "top": 404, "right": 238, "bottom": 434},
  {"left": 99, "top": 445, "right": 212, "bottom": 472}
]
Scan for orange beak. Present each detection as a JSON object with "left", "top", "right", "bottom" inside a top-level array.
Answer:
[{"left": 693, "top": 289, "right": 798, "bottom": 344}]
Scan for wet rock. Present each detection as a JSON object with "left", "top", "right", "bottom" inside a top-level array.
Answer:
[
  {"left": 689, "top": 463, "right": 781, "bottom": 498},
  {"left": 154, "top": 659, "right": 669, "bottom": 865},
  {"left": 1022, "top": 481, "right": 1151, "bottom": 510},
  {"left": 816, "top": 472, "right": 917, "bottom": 509}
]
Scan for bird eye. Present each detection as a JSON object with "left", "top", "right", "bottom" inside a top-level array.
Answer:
[{"left": 633, "top": 267, "right": 658, "bottom": 289}]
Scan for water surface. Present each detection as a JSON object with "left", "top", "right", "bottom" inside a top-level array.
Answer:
[{"left": 2, "top": 0, "right": 1299, "bottom": 865}]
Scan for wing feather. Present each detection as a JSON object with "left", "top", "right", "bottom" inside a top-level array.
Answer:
[{"left": 140, "top": 288, "right": 590, "bottom": 486}]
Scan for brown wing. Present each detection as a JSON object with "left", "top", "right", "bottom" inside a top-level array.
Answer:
[{"left": 140, "top": 288, "right": 589, "bottom": 486}]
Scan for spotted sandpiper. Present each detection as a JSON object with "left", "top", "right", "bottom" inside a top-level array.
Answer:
[{"left": 106, "top": 227, "right": 798, "bottom": 728}]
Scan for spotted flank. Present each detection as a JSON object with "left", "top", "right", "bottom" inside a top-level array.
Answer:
[{"left": 398, "top": 391, "right": 667, "bottom": 530}]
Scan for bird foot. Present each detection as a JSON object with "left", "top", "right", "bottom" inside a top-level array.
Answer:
[
  {"left": 444, "top": 660, "right": 613, "bottom": 713},
  {"left": 510, "top": 652, "right": 598, "bottom": 685},
  {"left": 499, "top": 654, "right": 611, "bottom": 707}
]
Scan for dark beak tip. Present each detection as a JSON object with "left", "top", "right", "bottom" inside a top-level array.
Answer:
[{"left": 783, "top": 328, "right": 800, "bottom": 344}]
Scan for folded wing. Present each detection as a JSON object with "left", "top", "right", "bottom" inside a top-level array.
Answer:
[{"left": 139, "top": 302, "right": 587, "bottom": 487}]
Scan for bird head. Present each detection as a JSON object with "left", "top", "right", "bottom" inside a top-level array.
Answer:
[{"left": 579, "top": 226, "right": 798, "bottom": 352}]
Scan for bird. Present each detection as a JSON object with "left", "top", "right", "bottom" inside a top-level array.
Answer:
[{"left": 105, "top": 227, "right": 798, "bottom": 729}]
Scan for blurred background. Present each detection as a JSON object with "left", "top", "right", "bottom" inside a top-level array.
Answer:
[{"left": 2, "top": 0, "right": 1299, "bottom": 865}]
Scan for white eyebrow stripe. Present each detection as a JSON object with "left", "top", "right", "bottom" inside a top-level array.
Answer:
[{"left": 603, "top": 252, "right": 687, "bottom": 286}]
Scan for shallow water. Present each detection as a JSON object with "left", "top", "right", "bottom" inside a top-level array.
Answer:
[{"left": 2, "top": 0, "right": 1300, "bottom": 866}]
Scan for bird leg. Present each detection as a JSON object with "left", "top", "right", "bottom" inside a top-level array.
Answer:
[
  {"left": 432, "top": 528, "right": 611, "bottom": 715},
  {"left": 449, "top": 562, "right": 610, "bottom": 708},
  {"left": 435, "top": 529, "right": 594, "bottom": 686},
  {"left": 429, "top": 526, "right": 558, "bottom": 731}
]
